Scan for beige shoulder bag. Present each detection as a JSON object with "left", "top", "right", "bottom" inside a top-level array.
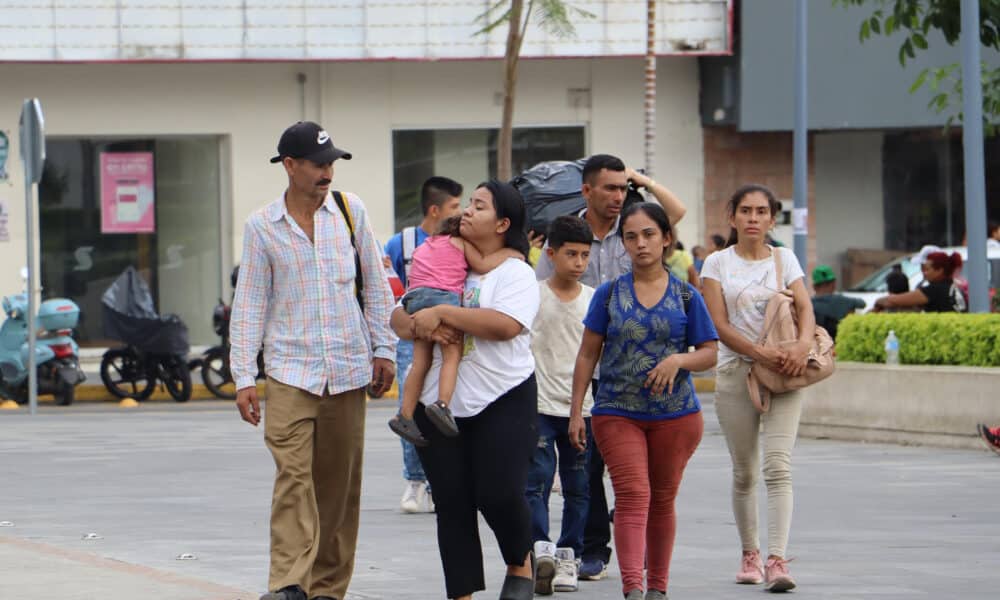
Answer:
[{"left": 746, "top": 248, "right": 835, "bottom": 413}]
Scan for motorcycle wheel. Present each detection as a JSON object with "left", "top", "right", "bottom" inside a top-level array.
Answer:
[
  {"left": 100, "top": 348, "right": 154, "bottom": 400},
  {"left": 201, "top": 346, "right": 236, "bottom": 400},
  {"left": 54, "top": 381, "right": 75, "bottom": 406},
  {"left": 161, "top": 356, "right": 192, "bottom": 402}
]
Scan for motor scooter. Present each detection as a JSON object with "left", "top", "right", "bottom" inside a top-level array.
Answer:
[{"left": 0, "top": 269, "right": 86, "bottom": 406}]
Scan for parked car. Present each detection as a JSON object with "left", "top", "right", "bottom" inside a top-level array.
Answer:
[{"left": 842, "top": 246, "right": 1000, "bottom": 312}]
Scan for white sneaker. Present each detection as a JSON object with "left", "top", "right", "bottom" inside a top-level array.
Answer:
[
  {"left": 533, "top": 540, "right": 558, "bottom": 595},
  {"left": 421, "top": 487, "right": 435, "bottom": 513},
  {"left": 400, "top": 481, "right": 425, "bottom": 514},
  {"left": 553, "top": 547, "right": 578, "bottom": 592}
]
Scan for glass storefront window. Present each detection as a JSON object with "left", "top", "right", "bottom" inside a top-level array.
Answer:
[
  {"left": 39, "top": 137, "right": 223, "bottom": 347},
  {"left": 392, "top": 126, "right": 586, "bottom": 230}
]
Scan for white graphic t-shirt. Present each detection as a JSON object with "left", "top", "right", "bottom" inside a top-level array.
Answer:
[
  {"left": 700, "top": 246, "right": 805, "bottom": 368},
  {"left": 419, "top": 258, "right": 540, "bottom": 418}
]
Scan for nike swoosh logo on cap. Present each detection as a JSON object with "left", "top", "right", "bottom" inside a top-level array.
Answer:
[{"left": 317, "top": 131, "right": 330, "bottom": 144}]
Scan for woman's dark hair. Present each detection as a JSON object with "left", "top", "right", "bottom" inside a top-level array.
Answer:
[
  {"left": 436, "top": 215, "right": 462, "bottom": 236},
  {"left": 479, "top": 180, "right": 530, "bottom": 260},
  {"left": 925, "top": 251, "right": 963, "bottom": 279},
  {"left": 989, "top": 221, "right": 1000, "bottom": 237},
  {"left": 725, "top": 184, "right": 782, "bottom": 247},
  {"left": 618, "top": 202, "right": 674, "bottom": 265}
]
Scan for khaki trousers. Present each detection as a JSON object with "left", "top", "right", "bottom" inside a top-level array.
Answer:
[
  {"left": 264, "top": 378, "right": 366, "bottom": 598},
  {"left": 714, "top": 361, "right": 802, "bottom": 559}
]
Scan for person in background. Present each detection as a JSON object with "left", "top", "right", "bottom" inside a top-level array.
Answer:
[
  {"left": 384, "top": 176, "right": 464, "bottom": 514},
  {"left": 977, "top": 424, "right": 1000, "bottom": 455},
  {"left": 885, "top": 264, "right": 909, "bottom": 295},
  {"left": 873, "top": 252, "right": 966, "bottom": 313},
  {"left": 988, "top": 222, "right": 1000, "bottom": 250},
  {"left": 526, "top": 215, "right": 596, "bottom": 595},
  {"left": 810, "top": 265, "right": 864, "bottom": 341},
  {"left": 528, "top": 230, "right": 546, "bottom": 267},
  {"left": 710, "top": 234, "right": 727, "bottom": 254},
  {"left": 665, "top": 240, "right": 700, "bottom": 288},
  {"left": 692, "top": 245, "right": 708, "bottom": 274}
]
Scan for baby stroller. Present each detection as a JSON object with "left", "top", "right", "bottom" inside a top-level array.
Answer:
[{"left": 99, "top": 266, "right": 193, "bottom": 402}]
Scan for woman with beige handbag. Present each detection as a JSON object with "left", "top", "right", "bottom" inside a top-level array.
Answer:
[{"left": 700, "top": 184, "right": 816, "bottom": 594}]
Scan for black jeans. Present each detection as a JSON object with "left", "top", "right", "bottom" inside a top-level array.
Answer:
[
  {"left": 415, "top": 374, "right": 538, "bottom": 599},
  {"left": 582, "top": 379, "right": 612, "bottom": 563}
]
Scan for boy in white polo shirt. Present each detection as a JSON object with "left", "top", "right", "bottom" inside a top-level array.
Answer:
[{"left": 526, "top": 215, "right": 596, "bottom": 595}]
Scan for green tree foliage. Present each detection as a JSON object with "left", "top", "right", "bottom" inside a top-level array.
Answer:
[
  {"left": 476, "top": 0, "right": 593, "bottom": 180},
  {"left": 835, "top": 0, "right": 1000, "bottom": 135},
  {"left": 837, "top": 312, "right": 1000, "bottom": 365}
]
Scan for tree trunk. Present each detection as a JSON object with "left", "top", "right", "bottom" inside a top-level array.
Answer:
[
  {"left": 498, "top": 0, "right": 525, "bottom": 181},
  {"left": 644, "top": 0, "right": 656, "bottom": 177}
]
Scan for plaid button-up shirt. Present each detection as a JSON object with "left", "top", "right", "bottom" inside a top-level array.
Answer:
[{"left": 229, "top": 191, "right": 397, "bottom": 396}]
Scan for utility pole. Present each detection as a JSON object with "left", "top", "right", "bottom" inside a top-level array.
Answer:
[
  {"left": 960, "top": 0, "right": 988, "bottom": 312},
  {"left": 792, "top": 0, "right": 808, "bottom": 269}
]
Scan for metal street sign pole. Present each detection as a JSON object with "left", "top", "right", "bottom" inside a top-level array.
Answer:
[
  {"left": 19, "top": 99, "right": 45, "bottom": 415},
  {"left": 961, "top": 0, "right": 988, "bottom": 313},
  {"left": 793, "top": 0, "right": 808, "bottom": 269}
]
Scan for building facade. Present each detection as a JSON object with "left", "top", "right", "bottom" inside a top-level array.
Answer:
[{"left": 0, "top": 1, "right": 730, "bottom": 346}]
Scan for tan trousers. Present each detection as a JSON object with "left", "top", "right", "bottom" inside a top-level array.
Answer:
[
  {"left": 264, "top": 378, "right": 366, "bottom": 598},
  {"left": 714, "top": 361, "right": 802, "bottom": 559}
]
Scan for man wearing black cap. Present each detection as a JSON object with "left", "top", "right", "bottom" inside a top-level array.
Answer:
[{"left": 230, "top": 121, "right": 397, "bottom": 600}]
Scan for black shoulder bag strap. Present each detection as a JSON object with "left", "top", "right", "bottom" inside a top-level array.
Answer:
[{"left": 332, "top": 191, "right": 365, "bottom": 313}]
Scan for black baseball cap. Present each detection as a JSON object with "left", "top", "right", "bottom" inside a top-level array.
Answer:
[{"left": 269, "top": 121, "right": 352, "bottom": 164}]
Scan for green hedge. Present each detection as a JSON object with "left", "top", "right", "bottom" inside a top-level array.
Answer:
[{"left": 836, "top": 313, "right": 1000, "bottom": 366}]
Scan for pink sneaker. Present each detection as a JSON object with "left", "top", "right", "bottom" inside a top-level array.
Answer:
[
  {"left": 735, "top": 549, "right": 764, "bottom": 584},
  {"left": 764, "top": 556, "right": 796, "bottom": 592}
]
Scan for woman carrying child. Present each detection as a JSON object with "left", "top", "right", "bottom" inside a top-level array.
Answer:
[
  {"left": 389, "top": 212, "right": 522, "bottom": 445},
  {"left": 569, "top": 202, "right": 719, "bottom": 600},
  {"left": 390, "top": 180, "right": 540, "bottom": 600}
]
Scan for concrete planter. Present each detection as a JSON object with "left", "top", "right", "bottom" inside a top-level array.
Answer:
[{"left": 799, "top": 362, "right": 1000, "bottom": 449}]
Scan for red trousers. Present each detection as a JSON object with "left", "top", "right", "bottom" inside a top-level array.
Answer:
[{"left": 592, "top": 411, "right": 703, "bottom": 594}]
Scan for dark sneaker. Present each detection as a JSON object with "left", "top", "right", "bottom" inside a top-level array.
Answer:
[
  {"left": 260, "top": 585, "right": 306, "bottom": 600},
  {"left": 624, "top": 590, "right": 643, "bottom": 600},
  {"left": 978, "top": 423, "right": 1000, "bottom": 455},
  {"left": 578, "top": 557, "right": 607, "bottom": 581},
  {"left": 499, "top": 574, "right": 534, "bottom": 600},
  {"left": 389, "top": 413, "right": 428, "bottom": 447},
  {"left": 426, "top": 401, "right": 460, "bottom": 437},
  {"left": 645, "top": 591, "right": 668, "bottom": 600}
]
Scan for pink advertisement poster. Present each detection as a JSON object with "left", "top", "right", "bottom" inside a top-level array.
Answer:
[{"left": 100, "top": 152, "right": 155, "bottom": 234}]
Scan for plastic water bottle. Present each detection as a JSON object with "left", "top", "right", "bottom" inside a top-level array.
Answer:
[{"left": 884, "top": 330, "right": 900, "bottom": 365}]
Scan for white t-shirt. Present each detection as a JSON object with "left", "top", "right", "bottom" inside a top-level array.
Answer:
[
  {"left": 531, "top": 281, "right": 595, "bottom": 418},
  {"left": 419, "top": 258, "right": 540, "bottom": 418},
  {"left": 700, "top": 246, "right": 805, "bottom": 368}
]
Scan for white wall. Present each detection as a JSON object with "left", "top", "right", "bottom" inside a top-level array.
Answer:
[
  {"left": 0, "top": 57, "right": 704, "bottom": 287},
  {"left": 814, "top": 131, "right": 885, "bottom": 278}
]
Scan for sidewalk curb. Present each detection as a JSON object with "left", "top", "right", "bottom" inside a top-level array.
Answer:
[{"left": 36, "top": 377, "right": 716, "bottom": 404}]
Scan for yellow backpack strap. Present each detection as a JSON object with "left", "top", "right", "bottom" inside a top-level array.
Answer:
[{"left": 332, "top": 191, "right": 365, "bottom": 312}]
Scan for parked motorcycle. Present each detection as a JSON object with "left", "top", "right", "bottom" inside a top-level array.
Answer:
[
  {"left": 0, "top": 269, "right": 85, "bottom": 406},
  {"left": 98, "top": 267, "right": 192, "bottom": 402},
  {"left": 196, "top": 266, "right": 264, "bottom": 400}
]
